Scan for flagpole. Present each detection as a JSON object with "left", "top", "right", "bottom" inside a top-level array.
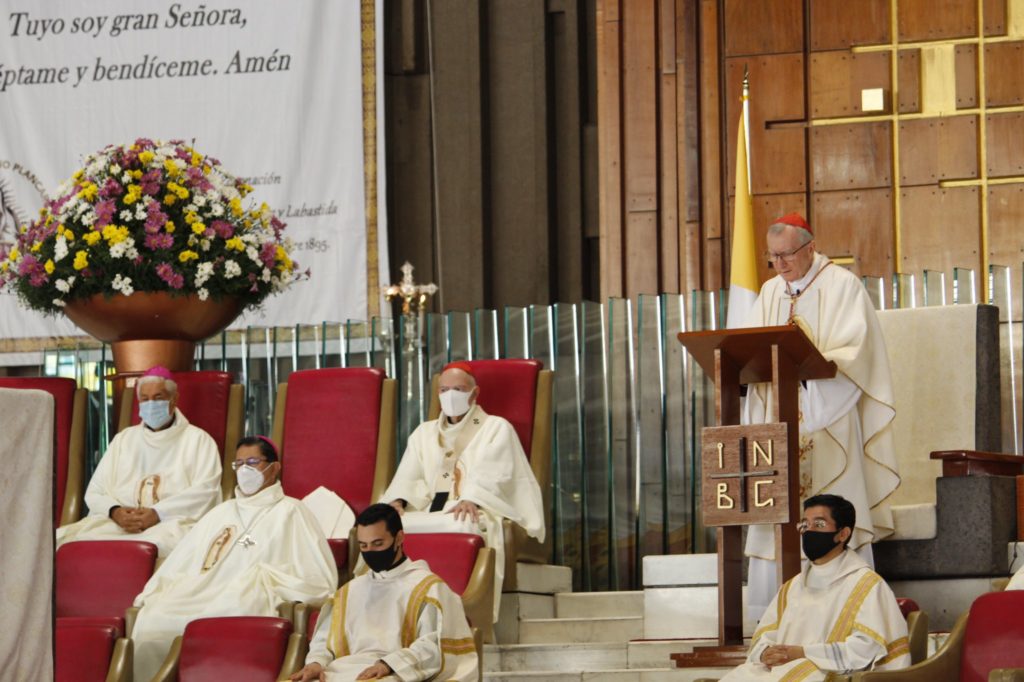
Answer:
[{"left": 742, "top": 65, "right": 751, "bottom": 194}]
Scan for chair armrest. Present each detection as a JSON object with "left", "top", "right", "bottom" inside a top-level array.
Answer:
[
  {"left": 149, "top": 635, "right": 183, "bottom": 682},
  {"left": 851, "top": 612, "right": 967, "bottom": 682},
  {"left": 124, "top": 607, "right": 140, "bottom": 638},
  {"left": 277, "top": 631, "right": 308, "bottom": 681},
  {"left": 990, "top": 670, "right": 1024, "bottom": 682},
  {"left": 502, "top": 519, "right": 549, "bottom": 591},
  {"left": 461, "top": 547, "right": 495, "bottom": 644},
  {"left": 106, "top": 637, "right": 132, "bottom": 682},
  {"left": 472, "top": 627, "right": 483, "bottom": 682},
  {"left": 61, "top": 388, "right": 88, "bottom": 526},
  {"left": 906, "top": 610, "right": 929, "bottom": 665},
  {"left": 277, "top": 601, "right": 297, "bottom": 623}
]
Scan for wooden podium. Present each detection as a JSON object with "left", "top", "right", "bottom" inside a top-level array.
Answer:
[{"left": 671, "top": 326, "right": 836, "bottom": 665}]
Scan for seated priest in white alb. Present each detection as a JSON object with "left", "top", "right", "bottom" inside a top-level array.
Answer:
[
  {"left": 131, "top": 436, "right": 338, "bottom": 681},
  {"left": 721, "top": 494, "right": 910, "bottom": 681},
  {"left": 1008, "top": 563, "right": 1024, "bottom": 590},
  {"left": 380, "top": 361, "right": 545, "bottom": 621},
  {"left": 56, "top": 365, "right": 221, "bottom": 557},
  {"left": 291, "top": 503, "right": 478, "bottom": 682}
]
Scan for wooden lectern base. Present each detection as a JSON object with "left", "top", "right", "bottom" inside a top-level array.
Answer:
[{"left": 671, "top": 644, "right": 748, "bottom": 668}]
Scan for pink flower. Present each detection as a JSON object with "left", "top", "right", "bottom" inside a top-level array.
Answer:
[
  {"left": 210, "top": 220, "right": 233, "bottom": 239},
  {"left": 144, "top": 233, "right": 174, "bottom": 250},
  {"left": 95, "top": 200, "right": 116, "bottom": 227},
  {"left": 259, "top": 242, "right": 276, "bottom": 268},
  {"left": 18, "top": 255, "right": 47, "bottom": 287},
  {"left": 140, "top": 170, "right": 162, "bottom": 196},
  {"left": 156, "top": 262, "right": 184, "bottom": 289},
  {"left": 99, "top": 178, "right": 124, "bottom": 199},
  {"left": 144, "top": 202, "right": 167, "bottom": 233}
]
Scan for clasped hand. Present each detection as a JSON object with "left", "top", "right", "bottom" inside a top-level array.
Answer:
[
  {"left": 760, "top": 644, "right": 805, "bottom": 668},
  {"left": 111, "top": 506, "right": 159, "bottom": 533}
]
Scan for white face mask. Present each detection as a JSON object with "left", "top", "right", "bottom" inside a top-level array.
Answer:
[
  {"left": 236, "top": 464, "right": 266, "bottom": 496},
  {"left": 139, "top": 399, "right": 172, "bottom": 430},
  {"left": 439, "top": 389, "right": 473, "bottom": 418}
]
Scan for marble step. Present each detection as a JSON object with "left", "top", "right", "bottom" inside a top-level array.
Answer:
[
  {"left": 518, "top": 615, "right": 644, "bottom": 644},
  {"left": 555, "top": 591, "right": 644, "bottom": 618},
  {"left": 515, "top": 563, "right": 574, "bottom": 595},
  {"left": 483, "top": 642, "right": 628, "bottom": 673}
]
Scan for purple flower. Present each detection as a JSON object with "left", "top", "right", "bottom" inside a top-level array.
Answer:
[
  {"left": 144, "top": 233, "right": 174, "bottom": 250},
  {"left": 259, "top": 242, "right": 276, "bottom": 268},
  {"left": 95, "top": 200, "right": 116, "bottom": 227},
  {"left": 210, "top": 220, "right": 233, "bottom": 239},
  {"left": 156, "top": 262, "right": 184, "bottom": 289},
  {"left": 140, "top": 170, "right": 162, "bottom": 196},
  {"left": 99, "top": 178, "right": 124, "bottom": 199},
  {"left": 18, "top": 255, "right": 47, "bottom": 287},
  {"left": 144, "top": 202, "right": 168, "bottom": 233}
]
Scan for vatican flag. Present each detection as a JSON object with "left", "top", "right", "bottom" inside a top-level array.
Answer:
[{"left": 726, "top": 87, "right": 758, "bottom": 329}]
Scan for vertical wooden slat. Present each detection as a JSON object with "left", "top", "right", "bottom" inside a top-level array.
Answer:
[
  {"left": 659, "top": 0, "right": 681, "bottom": 293},
  {"left": 623, "top": 0, "right": 661, "bottom": 296},
  {"left": 678, "top": 0, "right": 703, "bottom": 294},
  {"left": 699, "top": 0, "right": 723, "bottom": 290},
  {"left": 598, "top": 0, "right": 625, "bottom": 299}
]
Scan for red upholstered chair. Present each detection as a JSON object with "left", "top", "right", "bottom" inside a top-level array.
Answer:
[
  {"left": 0, "top": 376, "right": 87, "bottom": 526},
  {"left": 853, "top": 591, "right": 1024, "bottom": 681},
  {"left": 56, "top": 540, "right": 158, "bottom": 637},
  {"left": 151, "top": 616, "right": 304, "bottom": 682},
  {"left": 404, "top": 532, "right": 496, "bottom": 642},
  {"left": 428, "top": 359, "right": 554, "bottom": 588},
  {"left": 119, "top": 370, "right": 244, "bottom": 499},
  {"left": 55, "top": 621, "right": 131, "bottom": 682},
  {"left": 271, "top": 368, "right": 397, "bottom": 514}
]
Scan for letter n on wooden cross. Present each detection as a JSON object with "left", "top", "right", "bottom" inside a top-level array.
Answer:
[{"left": 701, "top": 423, "right": 789, "bottom": 527}]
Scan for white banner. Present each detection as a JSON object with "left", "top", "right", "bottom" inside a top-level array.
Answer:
[{"left": 0, "top": 0, "right": 387, "bottom": 339}]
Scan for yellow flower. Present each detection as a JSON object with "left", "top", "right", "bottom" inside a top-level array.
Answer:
[
  {"left": 123, "top": 185, "right": 142, "bottom": 206},
  {"left": 30, "top": 241, "right": 42, "bottom": 253},
  {"left": 131, "top": 169, "right": 142, "bottom": 179},
  {"left": 8, "top": 246, "right": 20, "bottom": 262},
  {"left": 73, "top": 251, "right": 89, "bottom": 270},
  {"left": 165, "top": 221, "right": 176, "bottom": 234},
  {"left": 163, "top": 194, "right": 178, "bottom": 206},
  {"left": 229, "top": 197, "right": 243, "bottom": 217},
  {"left": 178, "top": 250, "right": 199, "bottom": 263},
  {"left": 191, "top": 222, "right": 207, "bottom": 235},
  {"left": 275, "top": 246, "right": 293, "bottom": 271},
  {"left": 163, "top": 158, "right": 180, "bottom": 177},
  {"left": 183, "top": 210, "right": 198, "bottom": 224},
  {"left": 0, "top": 262, "right": 7, "bottom": 273},
  {"left": 190, "top": 152, "right": 202, "bottom": 166},
  {"left": 175, "top": 186, "right": 189, "bottom": 200},
  {"left": 72, "top": 169, "right": 84, "bottom": 181},
  {"left": 102, "top": 224, "right": 129, "bottom": 244},
  {"left": 225, "top": 237, "right": 244, "bottom": 252},
  {"left": 77, "top": 182, "right": 98, "bottom": 202},
  {"left": 44, "top": 259, "right": 55, "bottom": 274},
  {"left": 84, "top": 231, "right": 103, "bottom": 246},
  {"left": 138, "top": 150, "right": 155, "bottom": 165}
]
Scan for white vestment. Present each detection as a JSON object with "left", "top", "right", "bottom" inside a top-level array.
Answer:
[
  {"left": 56, "top": 409, "right": 222, "bottom": 556},
  {"left": 722, "top": 550, "right": 910, "bottom": 680},
  {"left": 381, "top": 405, "right": 545, "bottom": 620},
  {"left": 1009, "top": 564, "right": 1024, "bottom": 590},
  {"left": 307, "top": 558, "right": 478, "bottom": 681},
  {"left": 131, "top": 481, "right": 337, "bottom": 681},
  {"left": 742, "top": 253, "right": 900, "bottom": 615}
]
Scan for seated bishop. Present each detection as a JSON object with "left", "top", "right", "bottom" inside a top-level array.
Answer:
[
  {"left": 379, "top": 361, "right": 545, "bottom": 621},
  {"left": 56, "top": 366, "right": 222, "bottom": 557},
  {"left": 131, "top": 436, "right": 338, "bottom": 682},
  {"left": 291, "top": 503, "right": 478, "bottom": 682},
  {"left": 721, "top": 494, "right": 910, "bottom": 681}
]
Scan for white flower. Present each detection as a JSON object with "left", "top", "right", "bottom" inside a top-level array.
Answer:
[
  {"left": 121, "top": 172, "right": 132, "bottom": 184},
  {"left": 224, "top": 260, "right": 241, "bottom": 279},
  {"left": 109, "top": 163, "right": 121, "bottom": 175},
  {"left": 193, "top": 195, "right": 207, "bottom": 207},
  {"left": 109, "top": 237, "right": 136, "bottom": 259},
  {"left": 198, "top": 287, "right": 209, "bottom": 301},
  {"left": 210, "top": 203, "right": 224, "bottom": 217},
  {"left": 55, "top": 279, "right": 71, "bottom": 293},
  {"left": 111, "top": 274, "right": 134, "bottom": 296},
  {"left": 134, "top": 204, "right": 146, "bottom": 220},
  {"left": 80, "top": 211, "right": 97, "bottom": 227},
  {"left": 54, "top": 236, "right": 68, "bottom": 262},
  {"left": 199, "top": 239, "right": 211, "bottom": 252},
  {"left": 195, "top": 262, "right": 215, "bottom": 287},
  {"left": 125, "top": 245, "right": 139, "bottom": 260},
  {"left": 246, "top": 246, "right": 260, "bottom": 263},
  {"left": 119, "top": 210, "right": 133, "bottom": 222},
  {"left": 52, "top": 298, "right": 66, "bottom": 308},
  {"left": 261, "top": 267, "right": 271, "bottom": 282}
]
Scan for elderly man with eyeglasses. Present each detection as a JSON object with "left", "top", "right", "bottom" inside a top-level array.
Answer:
[
  {"left": 741, "top": 214, "right": 901, "bottom": 623},
  {"left": 56, "top": 365, "right": 222, "bottom": 557},
  {"left": 721, "top": 494, "right": 910, "bottom": 680},
  {"left": 378, "top": 361, "right": 545, "bottom": 623},
  {"left": 130, "top": 435, "right": 337, "bottom": 681}
]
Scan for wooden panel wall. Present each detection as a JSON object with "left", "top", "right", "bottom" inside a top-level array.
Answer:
[
  {"left": 385, "top": 0, "right": 599, "bottom": 313},
  {"left": 598, "top": 0, "right": 1024, "bottom": 306}
]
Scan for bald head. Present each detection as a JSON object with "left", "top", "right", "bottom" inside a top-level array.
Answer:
[{"left": 439, "top": 367, "right": 476, "bottom": 391}]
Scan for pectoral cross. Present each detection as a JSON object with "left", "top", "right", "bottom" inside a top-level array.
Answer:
[{"left": 238, "top": 534, "right": 256, "bottom": 549}]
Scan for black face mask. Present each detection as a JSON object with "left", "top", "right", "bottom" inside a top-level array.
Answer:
[
  {"left": 802, "top": 530, "right": 841, "bottom": 561},
  {"left": 362, "top": 541, "right": 400, "bottom": 573}
]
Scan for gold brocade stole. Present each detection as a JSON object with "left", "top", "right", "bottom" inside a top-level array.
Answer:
[
  {"left": 327, "top": 583, "right": 351, "bottom": 657},
  {"left": 137, "top": 474, "right": 162, "bottom": 507},
  {"left": 201, "top": 525, "right": 237, "bottom": 572},
  {"left": 434, "top": 408, "right": 489, "bottom": 500},
  {"left": 400, "top": 575, "right": 444, "bottom": 647}
]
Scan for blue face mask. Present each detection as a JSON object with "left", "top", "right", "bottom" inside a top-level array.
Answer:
[{"left": 139, "top": 400, "right": 172, "bottom": 430}]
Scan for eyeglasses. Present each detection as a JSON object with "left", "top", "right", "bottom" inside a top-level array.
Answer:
[
  {"left": 764, "top": 241, "right": 811, "bottom": 264},
  {"left": 438, "top": 386, "right": 471, "bottom": 393},
  {"left": 231, "top": 457, "right": 267, "bottom": 471},
  {"left": 796, "top": 519, "right": 833, "bottom": 533}
]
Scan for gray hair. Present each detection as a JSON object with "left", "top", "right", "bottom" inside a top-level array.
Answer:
[
  {"left": 136, "top": 375, "right": 178, "bottom": 397},
  {"left": 768, "top": 222, "right": 813, "bottom": 246}
]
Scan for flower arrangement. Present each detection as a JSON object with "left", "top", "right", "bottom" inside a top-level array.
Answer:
[{"left": 0, "top": 138, "right": 304, "bottom": 314}]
